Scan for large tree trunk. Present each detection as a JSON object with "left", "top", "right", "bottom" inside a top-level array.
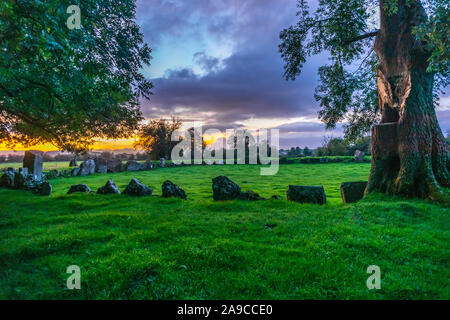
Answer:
[{"left": 366, "top": 0, "right": 449, "bottom": 201}]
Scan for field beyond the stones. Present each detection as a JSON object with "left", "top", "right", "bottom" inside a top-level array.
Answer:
[{"left": 0, "top": 162, "right": 448, "bottom": 299}]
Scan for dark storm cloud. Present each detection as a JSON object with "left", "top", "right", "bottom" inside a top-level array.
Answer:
[
  {"left": 276, "top": 121, "right": 329, "bottom": 134},
  {"left": 137, "top": 0, "right": 238, "bottom": 45},
  {"left": 144, "top": 48, "right": 322, "bottom": 125},
  {"left": 137, "top": 0, "right": 326, "bottom": 130}
]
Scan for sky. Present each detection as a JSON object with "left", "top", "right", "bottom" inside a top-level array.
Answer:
[
  {"left": 135, "top": 0, "right": 449, "bottom": 149},
  {"left": 135, "top": 0, "right": 343, "bottom": 149},
  {"left": 2, "top": 0, "right": 448, "bottom": 152}
]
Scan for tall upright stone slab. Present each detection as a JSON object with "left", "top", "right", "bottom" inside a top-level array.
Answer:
[
  {"left": 79, "top": 159, "right": 96, "bottom": 176},
  {"left": 340, "top": 181, "right": 367, "bottom": 204},
  {"left": 69, "top": 159, "right": 78, "bottom": 167},
  {"left": 23, "top": 150, "right": 43, "bottom": 180},
  {"left": 354, "top": 150, "right": 365, "bottom": 163},
  {"left": 94, "top": 158, "right": 108, "bottom": 174},
  {"left": 107, "top": 158, "right": 123, "bottom": 172}
]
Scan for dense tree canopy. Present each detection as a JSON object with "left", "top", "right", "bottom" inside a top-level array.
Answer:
[
  {"left": 134, "top": 118, "right": 183, "bottom": 160},
  {"left": 280, "top": 0, "right": 448, "bottom": 141},
  {"left": 0, "top": 0, "right": 152, "bottom": 152}
]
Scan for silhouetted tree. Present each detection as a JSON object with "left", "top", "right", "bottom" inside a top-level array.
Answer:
[
  {"left": 303, "top": 146, "right": 312, "bottom": 156},
  {"left": 135, "top": 117, "right": 183, "bottom": 160}
]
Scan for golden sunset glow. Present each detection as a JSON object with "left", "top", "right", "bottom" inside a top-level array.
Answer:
[
  {"left": 0, "top": 138, "right": 139, "bottom": 152},
  {"left": 0, "top": 134, "right": 227, "bottom": 152}
]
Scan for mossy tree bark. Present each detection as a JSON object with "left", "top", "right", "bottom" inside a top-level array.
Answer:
[{"left": 366, "top": 0, "right": 449, "bottom": 201}]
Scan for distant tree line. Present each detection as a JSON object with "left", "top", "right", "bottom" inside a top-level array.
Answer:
[
  {"left": 280, "top": 146, "right": 312, "bottom": 157},
  {"left": 279, "top": 136, "right": 371, "bottom": 158},
  {"left": 316, "top": 136, "right": 371, "bottom": 157}
]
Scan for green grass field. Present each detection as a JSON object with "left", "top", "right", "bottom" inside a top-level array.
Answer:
[
  {"left": 0, "top": 162, "right": 449, "bottom": 299},
  {"left": 0, "top": 161, "right": 70, "bottom": 171}
]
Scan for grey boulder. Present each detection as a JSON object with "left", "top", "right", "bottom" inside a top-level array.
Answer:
[
  {"left": 45, "top": 169, "right": 59, "bottom": 180},
  {"left": 162, "top": 180, "right": 186, "bottom": 199},
  {"left": 13, "top": 171, "right": 28, "bottom": 189},
  {"left": 97, "top": 180, "right": 121, "bottom": 195},
  {"left": 107, "top": 158, "right": 123, "bottom": 173},
  {"left": 33, "top": 181, "right": 52, "bottom": 196},
  {"left": 340, "top": 181, "right": 367, "bottom": 204},
  {"left": 68, "top": 184, "right": 91, "bottom": 194},
  {"left": 94, "top": 158, "right": 108, "bottom": 174},
  {"left": 239, "top": 190, "right": 265, "bottom": 201},
  {"left": 0, "top": 171, "right": 15, "bottom": 188},
  {"left": 79, "top": 159, "right": 96, "bottom": 176},
  {"left": 212, "top": 176, "right": 241, "bottom": 201},
  {"left": 69, "top": 159, "right": 78, "bottom": 167},
  {"left": 123, "top": 178, "right": 152, "bottom": 196},
  {"left": 71, "top": 167, "right": 81, "bottom": 177},
  {"left": 354, "top": 150, "right": 365, "bottom": 163},
  {"left": 125, "top": 160, "right": 143, "bottom": 172},
  {"left": 143, "top": 159, "right": 153, "bottom": 170},
  {"left": 286, "top": 185, "right": 326, "bottom": 205}
]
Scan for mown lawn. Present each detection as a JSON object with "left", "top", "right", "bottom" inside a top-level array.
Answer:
[{"left": 0, "top": 163, "right": 448, "bottom": 299}]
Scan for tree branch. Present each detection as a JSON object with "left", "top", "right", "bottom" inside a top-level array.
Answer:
[{"left": 344, "top": 30, "right": 379, "bottom": 44}]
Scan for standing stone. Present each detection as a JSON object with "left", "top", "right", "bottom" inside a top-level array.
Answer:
[
  {"left": 23, "top": 175, "right": 40, "bottom": 191},
  {"left": 68, "top": 184, "right": 91, "bottom": 194},
  {"left": 71, "top": 167, "right": 81, "bottom": 177},
  {"left": 239, "top": 190, "right": 265, "bottom": 201},
  {"left": 286, "top": 185, "right": 327, "bottom": 205},
  {"left": 162, "top": 180, "right": 187, "bottom": 199},
  {"left": 123, "top": 178, "right": 153, "bottom": 196},
  {"left": 79, "top": 159, "right": 96, "bottom": 176},
  {"left": 354, "top": 150, "right": 365, "bottom": 163},
  {"left": 97, "top": 180, "right": 121, "bottom": 195},
  {"left": 340, "top": 181, "right": 367, "bottom": 204},
  {"left": 34, "top": 181, "right": 52, "bottom": 196},
  {"left": 143, "top": 159, "right": 153, "bottom": 170},
  {"left": 125, "top": 160, "right": 143, "bottom": 172},
  {"left": 23, "top": 150, "right": 43, "bottom": 180},
  {"left": 212, "top": 176, "right": 241, "bottom": 201},
  {"left": 0, "top": 171, "right": 15, "bottom": 188},
  {"left": 19, "top": 167, "right": 28, "bottom": 176},
  {"left": 69, "top": 159, "right": 78, "bottom": 167},
  {"left": 94, "top": 158, "right": 108, "bottom": 174},
  {"left": 160, "top": 158, "right": 166, "bottom": 167},
  {"left": 13, "top": 171, "right": 27, "bottom": 189},
  {"left": 107, "top": 158, "right": 123, "bottom": 173},
  {"left": 45, "top": 169, "right": 59, "bottom": 180}
]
